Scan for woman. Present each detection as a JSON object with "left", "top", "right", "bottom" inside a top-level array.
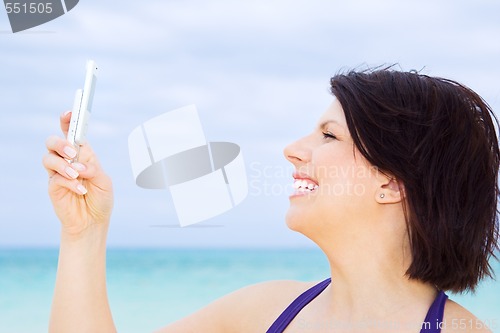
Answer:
[{"left": 43, "top": 68, "right": 499, "bottom": 332}]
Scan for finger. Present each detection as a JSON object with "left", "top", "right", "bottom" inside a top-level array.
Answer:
[
  {"left": 60, "top": 110, "right": 71, "bottom": 137},
  {"left": 73, "top": 142, "right": 94, "bottom": 163},
  {"left": 69, "top": 144, "right": 112, "bottom": 196},
  {"left": 70, "top": 161, "right": 98, "bottom": 181},
  {"left": 45, "top": 135, "right": 78, "bottom": 160},
  {"left": 43, "top": 151, "right": 81, "bottom": 180},
  {"left": 49, "top": 173, "right": 88, "bottom": 195}
]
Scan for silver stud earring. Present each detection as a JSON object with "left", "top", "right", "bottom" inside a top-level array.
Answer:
[{"left": 380, "top": 194, "right": 385, "bottom": 198}]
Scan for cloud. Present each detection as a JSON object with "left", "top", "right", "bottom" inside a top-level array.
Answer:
[{"left": 1, "top": 0, "right": 500, "bottom": 247}]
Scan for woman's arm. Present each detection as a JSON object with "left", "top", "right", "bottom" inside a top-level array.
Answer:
[
  {"left": 44, "top": 111, "right": 115, "bottom": 332},
  {"left": 43, "top": 112, "right": 303, "bottom": 333},
  {"left": 50, "top": 224, "right": 115, "bottom": 333}
]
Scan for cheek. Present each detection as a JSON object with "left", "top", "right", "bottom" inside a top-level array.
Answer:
[
  {"left": 322, "top": 144, "right": 376, "bottom": 187},
  {"left": 315, "top": 153, "right": 367, "bottom": 197},
  {"left": 315, "top": 157, "right": 377, "bottom": 215},
  {"left": 286, "top": 149, "right": 377, "bottom": 231}
]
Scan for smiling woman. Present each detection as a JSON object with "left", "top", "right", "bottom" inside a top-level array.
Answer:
[
  {"left": 331, "top": 70, "right": 499, "bottom": 293},
  {"left": 42, "top": 67, "right": 499, "bottom": 333}
]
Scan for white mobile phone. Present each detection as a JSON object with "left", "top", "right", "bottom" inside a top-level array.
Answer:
[{"left": 67, "top": 60, "right": 98, "bottom": 152}]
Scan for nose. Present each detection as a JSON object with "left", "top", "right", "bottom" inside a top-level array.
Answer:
[{"left": 283, "top": 135, "right": 312, "bottom": 166}]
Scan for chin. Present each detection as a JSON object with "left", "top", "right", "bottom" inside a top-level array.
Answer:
[{"left": 285, "top": 208, "right": 308, "bottom": 233}]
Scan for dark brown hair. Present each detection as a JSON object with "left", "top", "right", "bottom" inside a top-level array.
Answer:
[{"left": 330, "top": 67, "right": 499, "bottom": 293}]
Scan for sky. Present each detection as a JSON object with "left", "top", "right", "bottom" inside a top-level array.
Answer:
[{"left": 1, "top": 0, "right": 500, "bottom": 248}]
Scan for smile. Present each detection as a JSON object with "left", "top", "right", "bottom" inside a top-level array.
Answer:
[{"left": 293, "top": 179, "right": 319, "bottom": 192}]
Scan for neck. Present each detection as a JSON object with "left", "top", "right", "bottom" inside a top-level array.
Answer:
[
  {"left": 312, "top": 218, "right": 438, "bottom": 325},
  {"left": 326, "top": 250, "right": 436, "bottom": 322}
]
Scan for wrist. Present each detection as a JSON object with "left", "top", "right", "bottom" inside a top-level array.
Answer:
[{"left": 60, "top": 219, "right": 110, "bottom": 248}]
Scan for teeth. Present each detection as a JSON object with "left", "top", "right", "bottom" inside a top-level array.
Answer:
[{"left": 293, "top": 179, "right": 318, "bottom": 191}]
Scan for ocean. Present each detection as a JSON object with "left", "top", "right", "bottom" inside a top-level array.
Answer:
[{"left": 0, "top": 248, "right": 499, "bottom": 333}]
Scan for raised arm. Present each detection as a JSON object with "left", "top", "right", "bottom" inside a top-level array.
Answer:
[
  {"left": 42, "top": 112, "right": 298, "bottom": 333},
  {"left": 43, "top": 111, "right": 115, "bottom": 333}
]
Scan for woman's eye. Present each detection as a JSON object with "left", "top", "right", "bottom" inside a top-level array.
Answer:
[{"left": 322, "top": 132, "right": 337, "bottom": 140}]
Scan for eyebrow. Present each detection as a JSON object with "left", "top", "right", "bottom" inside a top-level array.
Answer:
[
  {"left": 318, "top": 120, "right": 348, "bottom": 138},
  {"left": 319, "top": 120, "right": 345, "bottom": 131}
]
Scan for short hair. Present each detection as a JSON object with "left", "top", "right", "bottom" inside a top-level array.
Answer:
[{"left": 330, "top": 67, "right": 499, "bottom": 293}]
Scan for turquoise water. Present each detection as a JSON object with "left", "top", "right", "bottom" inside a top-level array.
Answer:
[{"left": 0, "top": 248, "right": 499, "bottom": 333}]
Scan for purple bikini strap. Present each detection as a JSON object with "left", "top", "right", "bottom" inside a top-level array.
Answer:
[{"left": 266, "top": 278, "right": 331, "bottom": 333}]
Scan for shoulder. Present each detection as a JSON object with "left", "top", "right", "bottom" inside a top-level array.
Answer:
[
  {"left": 230, "top": 278, "right": 316, "bottom": 302},
  {"left": 155, "top": 279, "right": 317, "bottom": 333},
  {"left": 220, "top": 279, "right": 317, "bottom": 332},
  {"left": 441, "top": 299, "right": 493, "bottom": 333}
]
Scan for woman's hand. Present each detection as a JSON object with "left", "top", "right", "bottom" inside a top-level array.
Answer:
[{"left": 43, "top": 111, "right": 113, "bottom": 236}]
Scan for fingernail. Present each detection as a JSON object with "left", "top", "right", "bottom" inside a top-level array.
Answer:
[
  {"left": 77, "top": 184, "right": 88, "bottom": 195},
  {"left": 65, "top": 166, "right": 79, "bottom": 179},
  {"left": 71, "top": 162, "right": 86, "bottom": 172},
  {"left": 64, "top": 146, "right": 77, "bottom": 159},
  {"left": 62, "top": 110, "right": 71, "bottom": 117}
]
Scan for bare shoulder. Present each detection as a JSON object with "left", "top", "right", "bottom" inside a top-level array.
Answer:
[
  {"left": 220, "top": 279, "right": 317, "bottom": 332},
  {"left": 155, "top": 279, "right": 316, "bottom": 333},
  {"left": 441, "top": 299, "right": 493, "bottom": 333}
]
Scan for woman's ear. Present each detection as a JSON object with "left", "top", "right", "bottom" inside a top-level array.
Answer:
[{"left": 376, "top": 178, "right": 404, "bottom": 204}]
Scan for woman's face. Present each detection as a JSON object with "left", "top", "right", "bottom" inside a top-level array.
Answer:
[{"left": 283, "top": 99, "right": 384, "bottom": 239}]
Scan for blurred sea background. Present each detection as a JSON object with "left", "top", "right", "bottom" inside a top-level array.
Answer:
[{"left": 0, "top": 247, "right": 499, "bottom": 333}]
